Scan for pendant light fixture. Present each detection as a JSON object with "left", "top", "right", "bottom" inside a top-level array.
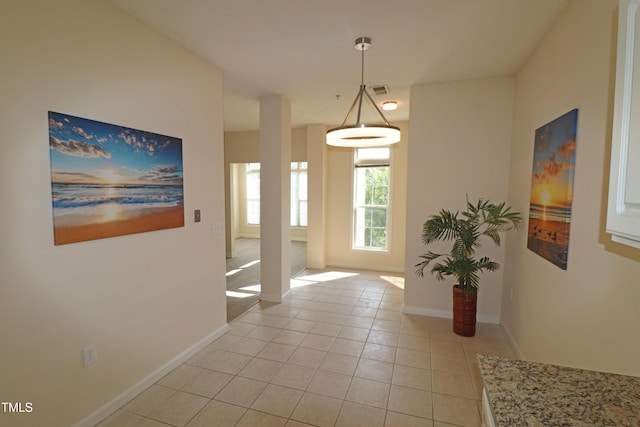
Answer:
[{"left": 326, "top": 37, "right": 401, "bottom": 147}]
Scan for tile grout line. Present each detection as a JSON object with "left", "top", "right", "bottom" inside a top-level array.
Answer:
[{"left": 100, "top": 269, "right": 513, "bottom": 426}]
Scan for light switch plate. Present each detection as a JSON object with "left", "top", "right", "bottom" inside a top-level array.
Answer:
[{"left": 194, "top": 210, "right": 201, "bottom": 223}]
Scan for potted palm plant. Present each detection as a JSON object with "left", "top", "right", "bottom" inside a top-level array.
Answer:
[{"left": 415, "top": 197, "right": 522, "bottom": 336}]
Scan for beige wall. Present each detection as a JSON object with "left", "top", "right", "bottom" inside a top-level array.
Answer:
[
  {"left": 404, "top": 79, "right": 515, "bottom": 322},
  {"left": 224, "top": 130, "right": 260, "bottom": 254},
  {"left": 224, "top": 128, "right": 307, "bottom": 252},
  {"left": 326, "top": 121, "right": 409, "bottom": 273},
  {"left": 225, "top": 122, "right": 408, "bottom": 273},
  {"left": 0, "top": 1, "right": 227, "bottom": 426},
  {"left": 224, "top": 128, "right": 308, "bottom": 163},
  {"left": 502, "top": 0, "right": 640, "bottom": 376},
  {"left": 5, "top": 4, "right": 635, "bottom": 427}
]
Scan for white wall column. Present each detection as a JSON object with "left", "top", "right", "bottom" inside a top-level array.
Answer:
[
  {"left": 306, "top": 124, "right": 327, "bottom": 269},
  {"left": 259, "top": 95, "right": 291, "bottom": 302}
]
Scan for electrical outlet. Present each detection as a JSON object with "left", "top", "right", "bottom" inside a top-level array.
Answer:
[{"left": 83, "top": 344, "right": 97, "bottom": 367}]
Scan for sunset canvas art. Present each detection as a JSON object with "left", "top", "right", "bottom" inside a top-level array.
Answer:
[
  {"left": 48, "top": 112, "right": 184, "bottom": 245},
  {"left": 527, "top": 109, "right": 578, "bottom": 270}
]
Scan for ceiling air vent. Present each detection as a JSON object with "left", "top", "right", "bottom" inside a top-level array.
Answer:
[{"left": 371, "top": 85, "right": 389, "bottom": 96}]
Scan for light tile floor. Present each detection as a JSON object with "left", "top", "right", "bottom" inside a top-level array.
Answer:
[{"left": 97, "top": 269, "right": 516, "bottom": 427}]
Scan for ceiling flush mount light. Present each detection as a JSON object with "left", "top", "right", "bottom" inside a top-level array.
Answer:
[
  {"left": 326, "top": 37, "right": 401, "bottom": 147},
  {"left": 382, "top": 101, "right": 398, "bottom": 111}
]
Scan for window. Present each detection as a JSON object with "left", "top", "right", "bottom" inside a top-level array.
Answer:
[
  {"left": 246, "top": 163, "right": 261, "bottom": 225},
  {"left": 291, "top": 162, "right": 308, "bottom": 227},
  {"left": 353, "top": 147, "right": 391, "bottom": 251},
  {"left": 245, "top": 162, "right": 308, "bottom": 227}
]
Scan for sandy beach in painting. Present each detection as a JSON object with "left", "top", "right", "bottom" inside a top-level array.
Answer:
[
  {"left": 54, "top": 205, "right": 184, "bottom": 245},
  {"left": 527, "top": 218, "right": 570, "bottom": 269},
  {"left": 526, "top": 109, "right": 577, "bottom": 270},
  {"left": 51, "top": 182, "right": 185, "bottom": 245},
  {"left": 48, "top": 111, "right": 185, "bottom": 245}
]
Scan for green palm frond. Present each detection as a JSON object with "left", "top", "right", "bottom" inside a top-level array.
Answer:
[
  {"left": 415, "top": 251, "right": 445, "bottom": 277},
  {"left": 483, "top": 227, "right": 501, "bottom": 246},
  {"left": 476, "top": 256, "right": 499, "bottom": 272},
  {"left": 416, "top": 197, "right": 522, "bottom": 291},
  {"left": 421, "top": 210, "right": 460, "bottom": 244}
]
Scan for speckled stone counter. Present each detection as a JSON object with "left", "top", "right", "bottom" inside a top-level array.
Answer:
[{"left": 478, "top": 354, "right": 640, "bottom": 426}]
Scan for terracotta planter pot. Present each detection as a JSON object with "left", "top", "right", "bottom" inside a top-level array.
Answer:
[{"left": 452, "top": 285, "right": 477, "bottom": 337}]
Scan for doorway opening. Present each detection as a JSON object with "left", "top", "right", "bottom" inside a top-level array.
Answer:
[{"left": 226, "top": 163, "right": 307, "bottom": 321}]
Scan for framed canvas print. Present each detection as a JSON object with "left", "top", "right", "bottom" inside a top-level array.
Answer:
[
  {"left": 48, "top": 111, "right": 184, "bottom": 245},
  {"left": 527, "top": 109, "right": 578, "bottom": 270}
]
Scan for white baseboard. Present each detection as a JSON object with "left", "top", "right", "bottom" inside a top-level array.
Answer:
[
  {"left": 305, "top": 262, "right": 327, "bottom": 270},
  {"left": 72, "top": 324, "right": 229, "bottom": 427},
  {"left": 499, "top": 321, "right": 525, "bottom": 360},
  {"left": 477, "top": 313, "right": 499, "bottom": 324},
  {"left": 403, "top": 305, "right": 452, "bottom": 319},
  {"left": 402, "top": 305, "right": 500, "bottom": 324},
  {"left": 260, "top": 289, "right": 292, "bottom": 303},
  {"left": 325, "top": 262, "right": 404, "bottom": 274}
]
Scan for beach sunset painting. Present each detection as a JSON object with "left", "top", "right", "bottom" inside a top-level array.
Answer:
[
  {"left": 49, "top": 111, "right": 184, "bottom": 245},
  {"left": 527, "top": 109, "right": 578, "bottom": 270}
]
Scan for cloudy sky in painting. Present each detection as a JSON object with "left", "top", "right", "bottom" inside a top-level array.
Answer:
[
  {"left": 48, "top": 111, "right": 183, "bottom": 185},
  {"left": 530, "top": 109, "right": 577, "bottom": 208}
]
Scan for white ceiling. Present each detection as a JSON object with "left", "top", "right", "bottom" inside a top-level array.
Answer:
[{"left": 110, "top": 0, "right": 568, "bottom": 132}]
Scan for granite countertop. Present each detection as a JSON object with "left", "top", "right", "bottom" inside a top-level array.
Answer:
[{"left": 478, "top": 354, "right": 640, "bottom": 426}]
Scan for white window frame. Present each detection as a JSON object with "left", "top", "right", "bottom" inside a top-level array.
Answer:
[
  {"left": 245, "top": 163, "right": 261, "bottom": 226},
  {"left": 244, "top": 162, "right": 308, "bottom": 228},
  {"left": 291, "top": 162, "right": 308, "bottom": 227},
  {"left": 352, "top": 147, "right": 392, "bottom": 252}
]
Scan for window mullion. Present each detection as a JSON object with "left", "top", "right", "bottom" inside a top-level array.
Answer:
[{"left": 352, "top": 148, "right": 391, "bottom": 251}]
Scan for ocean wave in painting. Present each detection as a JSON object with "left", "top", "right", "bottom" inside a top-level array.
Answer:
[
  {"left": 51, "top": 183, "right": 183, "bottom": 221},
  {"left": 528, "top": 203, "right": 571, "bottom": 223}
]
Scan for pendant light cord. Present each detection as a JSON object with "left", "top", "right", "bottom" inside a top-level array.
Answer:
[
  {"left": 355, "top": 38, "right": 367, "bottom": 124},
  {"left": 326, "top": 36, "right": 401, "bottom": 147},
  {"left": 360, "top": 38, "right": 365, "bottom": 87}
]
